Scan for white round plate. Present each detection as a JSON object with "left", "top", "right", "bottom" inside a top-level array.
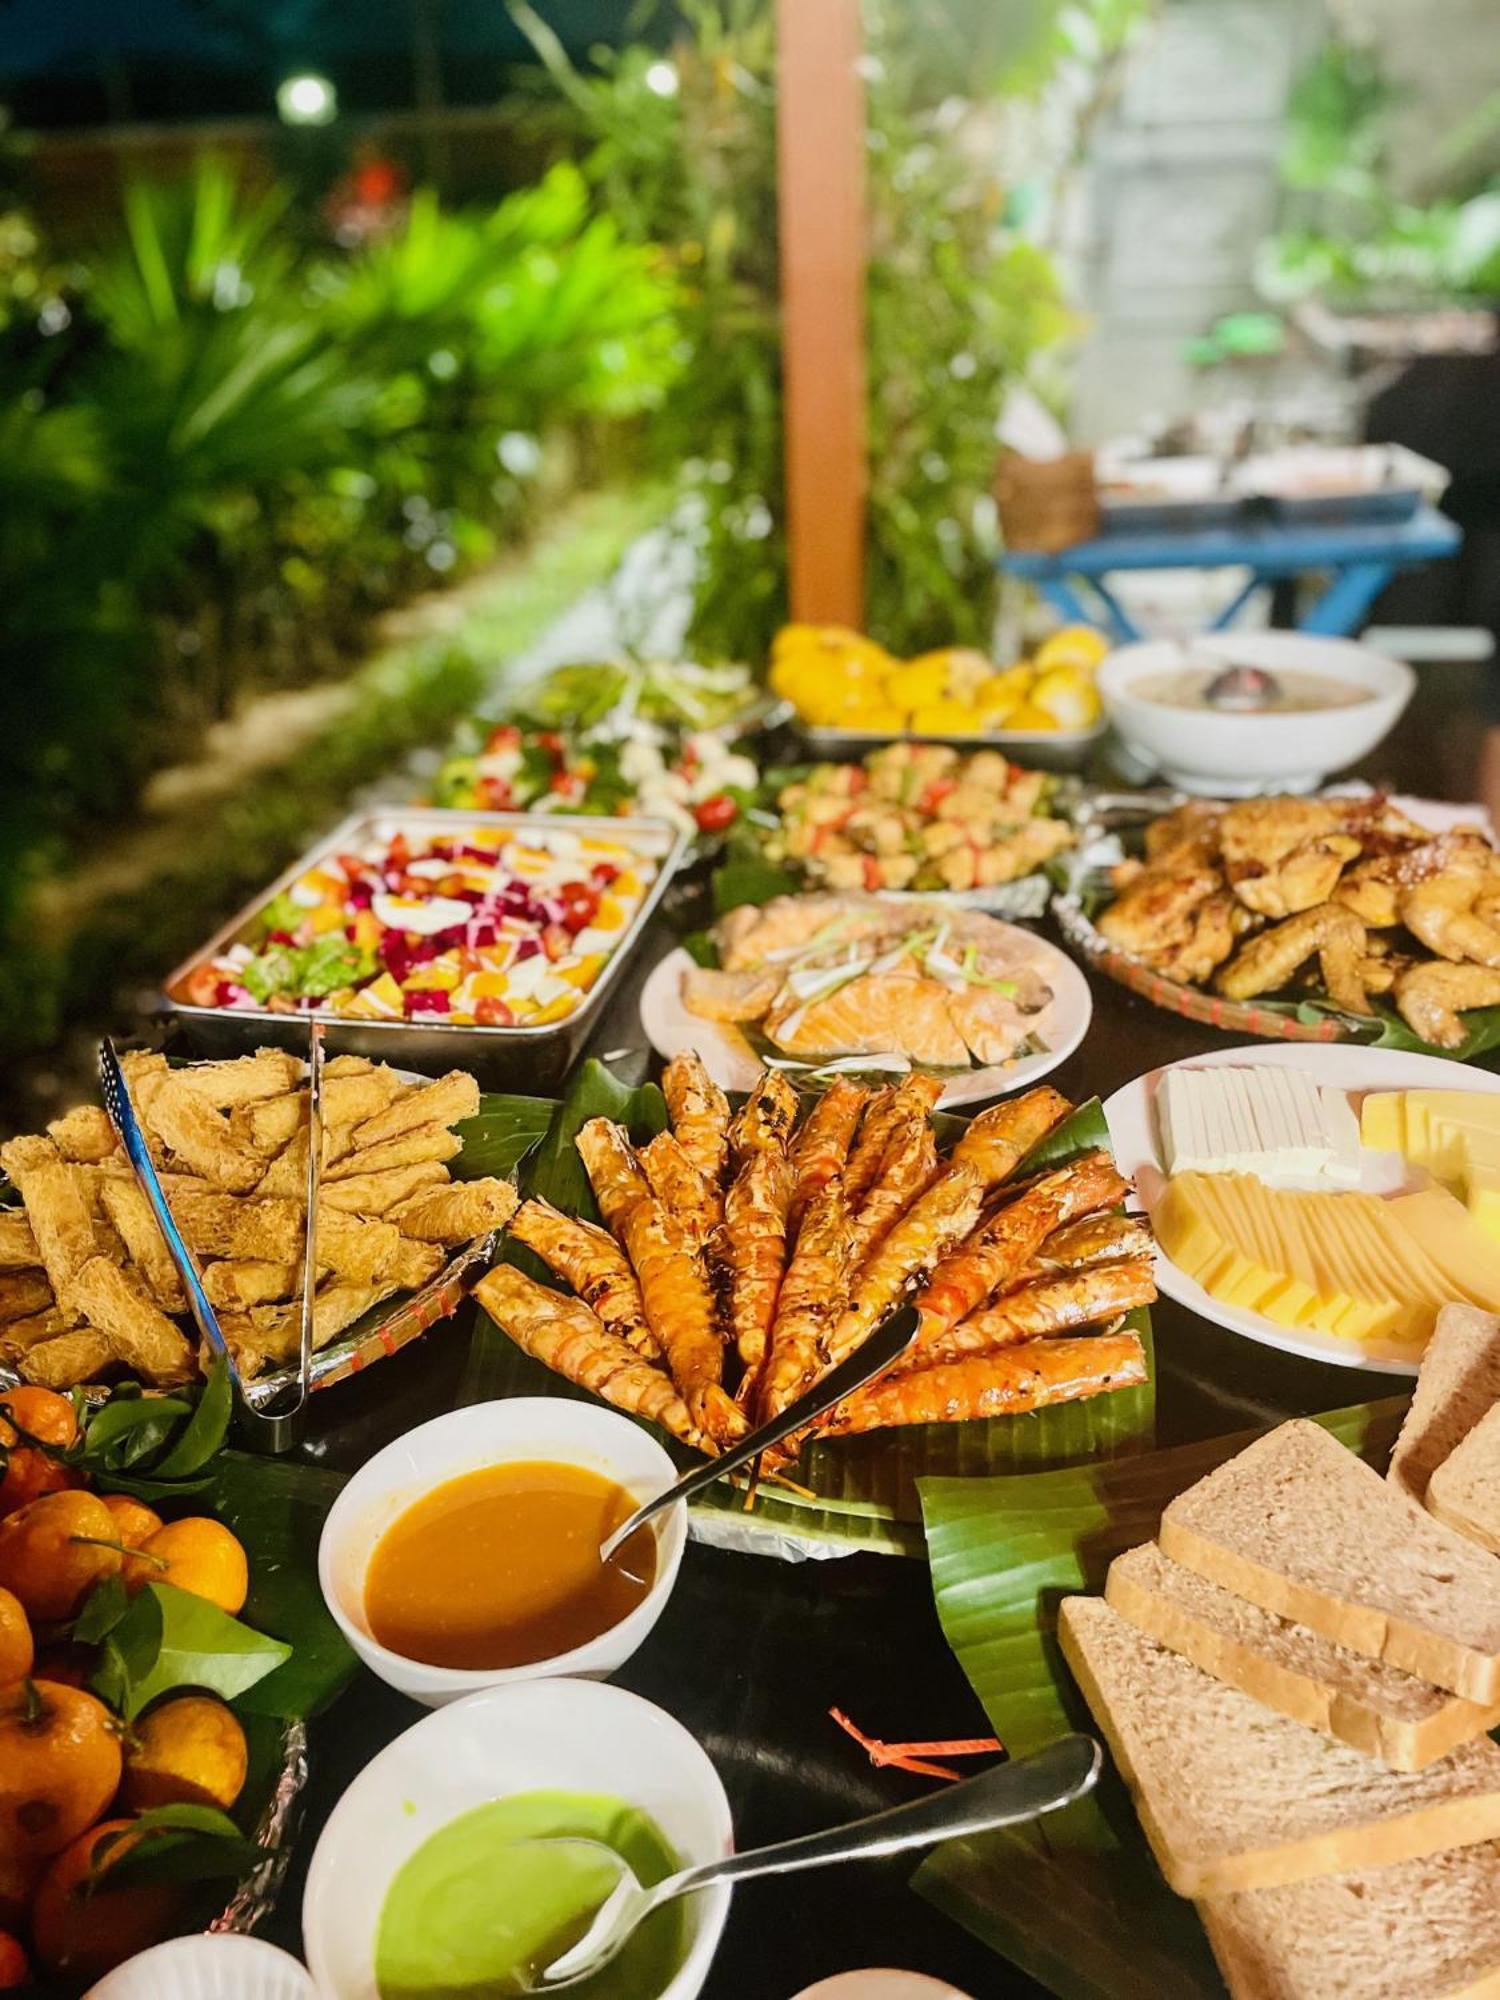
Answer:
[
  {"left": 639, "top": 937, "right": 1093, "bottom": 1110},
  {"left": 1104, "top": 1042, "right": 1500, "bottom": 1375}
]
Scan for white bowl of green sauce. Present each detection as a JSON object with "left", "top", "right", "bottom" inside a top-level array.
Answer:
[
  {"left": 318, "top": 1397, "right": 688, "bottom": 1706},
  {"left": 302, "top": 1678, "right": 732, "bottom": 2000}
]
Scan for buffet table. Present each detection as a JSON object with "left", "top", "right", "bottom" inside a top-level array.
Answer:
[{"left": 262, "top": 901, "right": 1423, "bottom": 1999}]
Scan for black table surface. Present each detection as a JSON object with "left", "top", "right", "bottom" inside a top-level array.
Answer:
[{"left": 255, "top": 868, "right": 1448, "bottom": 2000}]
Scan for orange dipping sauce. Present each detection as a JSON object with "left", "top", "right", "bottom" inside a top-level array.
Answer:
[{"left": 363, "top": 1460, "right": 656, "bottom": 1671}]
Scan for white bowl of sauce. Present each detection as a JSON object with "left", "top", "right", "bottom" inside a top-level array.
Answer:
[
  {"left": 318, "top": 1397, "right": 687, "bottom": 1706},
  {"left": 303, "top": 1678, "right": 732, "bottom": 2000},
  {"left": 1098, "top": 633, "right": 1415, "bottom": 795}
]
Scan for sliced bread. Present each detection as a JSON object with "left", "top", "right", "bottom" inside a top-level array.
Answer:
[
  {"left": 1158, "top": 1418, "right": 1500, "bottom": 1704},
  {"left": 1056, "top": 1594, "right": 1500, "bottom": 1897},
  {"left": 1390, "top": 1304, "right": 1500, "bottom": 1503},
  {"left": 1428, "top": 1402, "right": 1500, "bottom": 1557},
  {"left": 1106, "top": 1542, "right": 1500, "bottom": 1771},
  {"left": 1200, "top": 1841, "right": 1500, "bottom": 1999}
]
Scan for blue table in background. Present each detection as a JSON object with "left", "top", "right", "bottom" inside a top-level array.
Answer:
[{"left": 997, "top": 502, "right": 1461, "bottom": 641}]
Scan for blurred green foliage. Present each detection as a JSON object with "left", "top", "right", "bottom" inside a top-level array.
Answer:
[
  {"left": 1259, "top": 42, "right": 1500, "bottom": 307},
  {"left": 511, "top": 0, "right": 1137, "bottom": 660},
  {"left": 0, "top": 157, "right": 679, "bottom": 929}
]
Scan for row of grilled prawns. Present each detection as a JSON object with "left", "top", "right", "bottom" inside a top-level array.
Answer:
[{"left": 474, "top": 1055, "right": 1155, "bottom": 1460}]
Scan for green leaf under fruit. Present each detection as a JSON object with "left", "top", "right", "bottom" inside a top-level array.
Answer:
[
  {"left": 82, "top": 1394, "right": 194, "bottom": 1472},
  {"left": 154, "top": 1358, "right": 232, "bottom": 1479},
  {"left": 91, "top": 1804, "right": 264, "bottom": 1893},
  {"left": 92, "top": 1582, "right": 291, "bottom": 1720},
  {"left": 913, "top": 1396, "right": 1408, "bottom": 1998},
  {"left": 209, "top": 1451, "right": 357, "bottom": 1719},
  {"left": 73, "top": 1573, "right": 130, "bottom": 1646}
]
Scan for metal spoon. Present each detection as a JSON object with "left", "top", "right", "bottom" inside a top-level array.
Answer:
[
  {"left": 525, "top": 1734, "right": 1101, "bottom": 1990},
  {"left": 598, "top": 1302, "right": 920, "bottom": 1564}
]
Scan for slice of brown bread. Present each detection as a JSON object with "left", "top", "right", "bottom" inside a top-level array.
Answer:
[
  {"left": 1057, "top": 1595, "right": 1500, "bottom": 1897},
  {"left": 1159, "top": 1419, "right": 1500, "bottom": 1704},
  {"left": 1390, "top": 1304, "right": 1500, "bottom": 1503},
  {"left": 1428, "top": 1403, "right": 1500, "bottom": 1557},
  {"left": 1106, "top": 1542, "right": 1500, "bottom": 1771},
  {"left": 1200, "top": 1841, "right": 1500, "bottom": 1998}
]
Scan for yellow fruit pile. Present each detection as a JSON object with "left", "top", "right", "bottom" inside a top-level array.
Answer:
[{"left": 769, "top": 624, "right": 1108, "bottom": 736}]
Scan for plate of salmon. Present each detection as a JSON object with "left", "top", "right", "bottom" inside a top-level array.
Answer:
[{"left": 640, "top": 892, "right": 1092, "bottom": 1108}]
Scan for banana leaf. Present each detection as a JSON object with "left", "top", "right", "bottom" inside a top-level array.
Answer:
[
  {"left": 463, "top": 1074, "right": 1157, "bottom": 1556},
  {"left": 912, "top": 1396, "right": 1409, "bottom": 1998},
  {"left": 454, "top": 1092, "right": 557, "bottom": 1179}
]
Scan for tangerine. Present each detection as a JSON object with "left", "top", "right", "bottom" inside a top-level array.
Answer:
[
  {"left": 31, "top": 1819, "right": 182, "bottom": 1981},
  {"left": 0, "top": 1491, "right": 121, "bottom": 1621},
  {"left": 101, "top": 1494, "right": 163, "bottom": 1549},
  {"left": 0, "top": 1387, "right": 80, "bottom": 1518},
  {"left": 123, "top": 1694, "right": 247, "bottom": 1812},
  {"left": 0, "top": 1593, "right": 29, "bottom": 1685},
  {"left": 0, "top": 1679, "right": 122, "bottom": 1862},
  {"left": 125, "top": 1517, "right": 247, "bottom": 1615}
]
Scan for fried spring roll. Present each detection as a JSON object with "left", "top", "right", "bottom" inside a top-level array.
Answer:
[
  {"left": 728, "top": 1070, "right": 799, "bottom": 1163},
  {"left": 176, "top": 1049, "right": 303, "bottom": 1107},
  {"left": 1, "top": 1136, "right": 95, "bottom": 1316},
  {"left": 898, "top": 1256, "right": 1157, "bottom": 1372},
  {"left": 948, "top": 1087, "right": 1071, "bottom": 1190},
  {"left": 759, "top": 1176, "right": 855, "bottom": 1420},
  {"left": 476, "top": 1265, "right": 710, "bottom": 1454},
  {"left": 662, "top": 1053, "right": 730, "bottom": 1192},
  {"left": 0, "top": 1307, "right": 72, "bottom": 1356},
  {"left": 0, "top": 1272, "right": 52, "bottom": 1323},
  {"left": 619, "top": 1196, "right": 746, "bottom": 1445},
  {"left": 509, "top": 1197, "right": 658, "bottom": 1359},
  {"left": 386, "top": 1239, "right": 445, "bottom": 1291},
  {"left": 389, "top": 1178, "right": 519, "bottom": 1244},
  {"left": 318, "top": 1162, "right": 449, "bottom": 1216},
  {"left": 576, "top": 1120, "right": 651, "bottom": 1236},
  {"left": 237, "top": 1093, "right": 305, "bottom": 1155},
  {"left": 46, "top": 1105, "right": 119, "bottom": 1165},
  {"left": 788, "top": 1078, "right": 866, "bottom": 1234},
  {"left": 353, "top": 1070, "right": 479, "bottom": 1149},
  {"left": 323, "top": 1125, "right": 462, "bottom": 1184},
  {"left": 849, "top": 1119, "right": 938, "bottom": 1267},
  {"left": 638, "top": 1132, "right": 719, "bottom": 1250},
  {"left": 99, "top": 1178, "right": 187, "bottom": 1313},
  {"left": 0, "top": 1211, "right": 39, "bottom": 1271},
  {"left": 315, "top": 1211, "right": 403, "bottom": 1285},
  {"left": 822, "top": 1163, "right": 984, "bottom": 1373},
  {"left": 724, "top": 1148, "right": 794, "bottom": 1405},
  {"left": 19, "top": 1329, "right": 114, "bottom": 1389},
  {"left": 241, "top": 1281, "right": 398, "bottom": 1364},
  {"left": 62, "top": 1255, "right": 194, "bottom": 1385},
  {"left": 145, "top": 1076, "right": 265, "bottom": 1193},
  {"left": 912, "top": 1153, "right": 1130, "bottom": 1357},
  {"left": 812, "top": 1331, "right": 1147, "bottom": 1439},
  {"left": 201, "top": 1260, "right": 300, "bottom": 1310}
]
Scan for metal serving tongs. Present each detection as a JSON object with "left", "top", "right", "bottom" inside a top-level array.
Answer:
[{"left": 97, "top": 1026, "right": 324, "bottom": 1453}]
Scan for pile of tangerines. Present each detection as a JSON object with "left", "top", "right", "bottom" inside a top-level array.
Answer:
[{"left": 0, "top": 1385, "right": 253, "bottom": 1988}]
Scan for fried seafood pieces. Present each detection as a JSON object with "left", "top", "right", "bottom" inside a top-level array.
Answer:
[
  {"left": 0, "top": 1053, "right": 510, "bottom": 1388},
  {"left": 1097, "top": 797, "right": 1500, "bottom": 1045},
  {"left": 484, "top": 1054, "right": 1152, "bottom": 1460}
]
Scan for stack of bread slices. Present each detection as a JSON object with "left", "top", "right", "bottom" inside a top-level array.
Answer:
[{"left": 1061, "top": 1304, "right": 1500, "bottom": 1999}]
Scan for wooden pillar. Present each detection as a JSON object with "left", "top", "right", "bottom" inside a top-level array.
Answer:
[{"left": 775, "top": 0, "right": 867, "bottom": 628}]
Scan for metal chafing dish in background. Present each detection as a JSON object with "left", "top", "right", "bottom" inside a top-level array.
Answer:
[{"left": 161, "top": 808, "right": 687, "bottom": 1089}]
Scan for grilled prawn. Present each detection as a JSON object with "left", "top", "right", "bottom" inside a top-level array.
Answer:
[
  {"left": 575, "top": 1118, "right": 650, "bottom": 1234},
  {"left": 788, "top": 1077, "right": 867, "bottom": 1233},
  {"left": 729, "top": 1069, "right": 800, "bottom": 1162},
  {"left": 618, "top": 1195, "right": 747, "bottom": 1446},
  {"left": 723, "top": 1148, "right": 794, "bottom": 1406},
  {"left": 638, "top": 1131, "right": 720, "bottom": 1251},
  {"left": 759, "top": 1175, "right": 855, "bottom": 1419},
  {"left": 508, "top": 1196, "right": 658, "bottom": 1359},
  {"left": 662, "top": 1052, "right": 731, "bottom": 1196},
  {"left": 476, "top": 1265, "right": 710, "bottom": 1452},
  {"left": 949, "top": 1087, "right": 1070, "bottom": 1190},
  {"left": 811, "top": 1330, "right": 1147, "bottom": 1439},
  {"left": 899, "top": 1255, "right": 1156, "bottom": 1372},
  {"left": 821, "top": 1162, "right": 984, "bottom": 1372}
]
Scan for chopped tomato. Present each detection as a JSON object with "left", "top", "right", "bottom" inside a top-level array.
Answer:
[
  {"left": 542, "top": 923, "right": 572, "bottom": 961},
  {"left": 484, "top": 724, "right": 522, "bottom": 754},
  {"left": 549, "top": 769, "right": 584, "bottom": 799},
  {"left": 478, "top": 777, "right": 512, "bottom": 809},
  {"left": 918, "top": 778, "right": 958, "bottom": 813},
  {"left": 862, "top": 856, "right": 883, "bottom": 891},
  {"left": 558, "top": 881, "right": 600, "bottom": 933},
  {"left": 692, "top": 792, "right": 738, "bottom": 834},
  {"left": 591, "top": 861, "right": 620, "bottom": 886},
  {"left": 386, "top": 833, "right": 411, "bottom": 871},
  {"left": 537, "top": 730, "right": 566, "bottom": 756},
  {"left": 183, "top": 964, "right": 222, "bottom": 1007},
  {"left": 475, "top": 995, "right": 514, "bottom": 1026}
]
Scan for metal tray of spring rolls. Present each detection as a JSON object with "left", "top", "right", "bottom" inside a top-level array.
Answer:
[{"left": 160, "top": 809, "right": 687, "bottom": 1091}]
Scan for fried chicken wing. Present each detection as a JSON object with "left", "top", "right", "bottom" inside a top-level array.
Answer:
[
  {"left": 1215, "top": 901, "right": 1373, "bottom": 1015},
  {"left": 1394, "top": 961, "right": 1500, "bottom": 1049}
]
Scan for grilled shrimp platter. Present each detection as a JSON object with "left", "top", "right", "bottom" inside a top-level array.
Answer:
[
  {"left": 475, "top": 1053, "right": 1155, "bottom": 1526},
  {"left": 1057, "top": 792, "right": 1500, "bottom": 1054}
]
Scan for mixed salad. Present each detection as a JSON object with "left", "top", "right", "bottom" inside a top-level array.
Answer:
[
  {"left": 430, "top": 658, "right": 762, "bottom": 838},
  {"left": 173, "top": 823, "right": 659, "bottom": 1028}
]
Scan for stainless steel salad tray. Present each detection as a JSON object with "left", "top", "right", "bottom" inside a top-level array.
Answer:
[{"left": 161, "top": 808, "right": 687, "bottom": 1089}]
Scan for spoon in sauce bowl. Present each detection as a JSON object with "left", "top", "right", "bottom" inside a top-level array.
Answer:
[
  {"left": 1201, "top": 662, "right": 1285, "bottom": 712},
  {"left": 598, "top": 1303, "right": 921, "bottom": 1565},
  {"left": 517, "top": 1735, "right": 1101, "bottom": 1991}
]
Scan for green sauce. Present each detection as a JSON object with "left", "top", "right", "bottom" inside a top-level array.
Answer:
[{"left": 375, "top": 1789, "right": 687, "bottom": 2000}]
